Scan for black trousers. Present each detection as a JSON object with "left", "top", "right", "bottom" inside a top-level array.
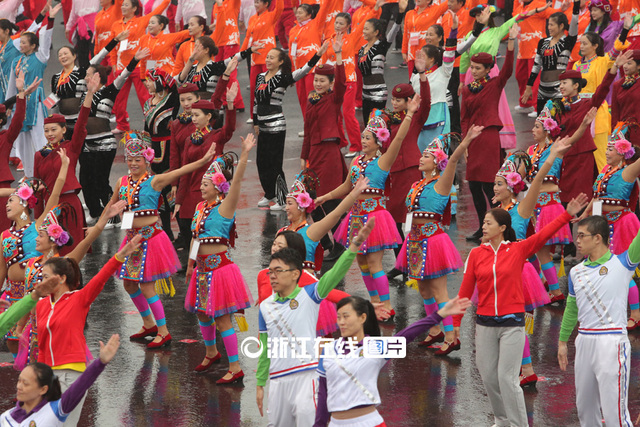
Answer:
[
  {"left": 362, "top": 99, "right": 387, "bottom": 125},
  {"left": 75, "top": 32, "right": 93, "bottom": 70},
  {"left": 468, "top": 181, "right": 496, "bottom": 232},
  {"left": 257, "top": 130, "right": 286, "bottom": 199},
  {"left": 151, "top": 161, "right": 174, "bottom": 241},
  {"left": 448, "top": 67, "right": 461, "bottom": 134},
  {"left": 79, "top": 149, "right": 116, "bottom": 218}
]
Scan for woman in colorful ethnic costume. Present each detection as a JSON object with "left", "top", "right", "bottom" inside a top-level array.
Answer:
[
  {"left": 575, "top": 122, "right": 640, "bottom": 330},
  {"left": 16, "top": 201, "right": 127, "bottom": 371},
  {"left": 33, "top": 73, "right": 97, "bottom": 255},
  {"left": 460, "top": 24, "right": 518, "bottom": 241},
  {"left": 493, "top": 131, "right": 583, "bottom": 387},
  {"left": 396, "top": 128, "right": 481, "bottom": 356},
  {"left": 184, "top": 135, "right": 255, "bottom": 384},
  {"left": 174, "top": 70, "right": 238, "bottom": 241},
  {"left": 0, "top": 150, "right": 69, "bottom": 358},
  {"left": 316, "top": 96, "right": 418, "bottom": 319},
  {"left": 111, "top": 132, "right": 217, "bottom": 349},
  {"left": 527, "top": 105, "right": 594, "bottom": 303}
]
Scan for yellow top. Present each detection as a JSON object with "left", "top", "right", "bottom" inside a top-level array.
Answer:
[
  {"left": 53, "top": 362, "right": 86, "bottom": 372},
  {"left": 573, "top": 55, "right": 612, "bottom": 135}
]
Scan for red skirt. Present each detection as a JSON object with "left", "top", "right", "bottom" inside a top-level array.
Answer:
[
  {"left": 387, "top": 166, "right": 421, "bottom": 224},
  {"left": 465, "top": 126, "right": 502, "bottom": 182},
  {"left": 308, "top": 139, "right": 347, "bottom": 197}
]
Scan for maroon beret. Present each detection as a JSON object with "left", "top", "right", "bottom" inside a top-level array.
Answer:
[
  {"left": 470, "top": 52, "right": 494, "bottom": 65},
  {"left": 178, "top": 83, "right": 200, "bottom": 94},
  {"left": 191, "top": 100, "right": 216, "bottom": 111},
  {"left": 392, "top": 83, "right": 415, "bottom": 98},
  {"left": 559, "top": 70, "right": 583, "bottom": 80},
  {"left": 314, "top": 63, "right": 335, "bottom": 76},
  {"left": 631, "top": 50, "right": 640, "bottom": 61},
  {"left": 44, "top": 114, "right": 66, "bottom": 125}
]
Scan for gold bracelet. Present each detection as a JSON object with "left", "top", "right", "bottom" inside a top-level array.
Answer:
[{"left": 114, "top": 253, "right": 125, "bottom": 263}]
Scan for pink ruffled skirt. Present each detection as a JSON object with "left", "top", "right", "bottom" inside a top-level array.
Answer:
[
  {"left": 522, "top": 262, "right": 550, "bottom": 311},
  {"left": 534, "top": 193, "right": 572, "bottom": 245},
  {"left": 606, "top": 210, "right": 640, "bottom": 255}
]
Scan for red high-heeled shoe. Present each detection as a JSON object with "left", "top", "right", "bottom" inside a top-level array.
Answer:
[
  {"left": 130, "top": 325, "right": 158, "bottom": 340},
  {"left": 216, "top": 370, "right": 244, "bottom": 385},
  {"left": 434, "top": 338, "right": 461, "bottom": 356},
  {"left": 548, "top": 293, "right": 566, "bottom": 305},
  {"left": 520, "top": 373, "right": 538, "bottom": 388},
  {"left": 147, "top": 333, "right": 172, "bottom": 349},
  {"left": 194, "top": 353, "right": 222, "bottom": 372},
  {"left": 418, "top": 331, "right": 445, "bottom": 347}
]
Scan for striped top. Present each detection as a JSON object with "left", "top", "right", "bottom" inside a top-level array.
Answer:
[
  {"left": 181, "top": 48, "right": 251, "bottom": 94},
  {"left": 357, "top": 23, "right": 400, "bottom": 103},
  {"left": 252, "top": 55, "right": 319, "bottom": 133}
]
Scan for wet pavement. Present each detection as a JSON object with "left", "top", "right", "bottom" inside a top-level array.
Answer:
[{"left": 2, "top": 14, "right": 639, "bottom": 427}]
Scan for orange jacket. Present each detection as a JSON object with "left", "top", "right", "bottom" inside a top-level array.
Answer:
[
  {"left": 139, "top": 29, "right": 190, "bottom": 75},
  {"left": 172, "top": 35, "right": 216, "bottom": 75},
  {"left": 441, "top": 1, "right": 480, "bottom": 66},
  {"left": 351, "top": 0, "right": 382, "bottom": 48},
  {"left": 240, "top": 0, "right": 284, "bottom": 65},
  {"left": 289, "top": 0, "right": 331, "bottom": 68},
  {"left": 212, "top": 0, "right": 241, "bottom": 47},
  {"left": 321, "top": 22, "right": 368, "bottom": 82},
  {"left": 513, "top": 0, "right": 561, "bottom": 59},
  {"left": 402, "top": 1, "right": 449, "bottom": 61},
  {"left": 322, "top": 0, "right": 344, "bottom": 41},
  {"left": 620, "top": 0, "right": 640, "bottom": 37},
  {"left": 109, "top": 0, "right": 170, "bottom": 71},
  {"left": 93, "top": 0, "right": 123, "bottom": 60}
]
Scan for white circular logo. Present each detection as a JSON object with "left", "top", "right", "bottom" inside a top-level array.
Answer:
[{"left": 240, "top": 336, "right": 263, "bottom": 359}]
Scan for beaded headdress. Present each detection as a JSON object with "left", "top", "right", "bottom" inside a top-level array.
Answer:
[
  {"left": 122, "top": 130, "right": 154, "bottom": 162},
  {"left": 286, "top": 169, "right": 319, "bottom": 213}
]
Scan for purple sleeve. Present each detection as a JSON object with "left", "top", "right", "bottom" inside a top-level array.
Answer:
[
  {"left": 313, "top": 376, "right": 330, "bottom": 427},
  {"left": 394, "top": 312, "right": 444, "bottom": 342},
  {"left": 59, "top": 359, "right": 106, "bottom": 415}
]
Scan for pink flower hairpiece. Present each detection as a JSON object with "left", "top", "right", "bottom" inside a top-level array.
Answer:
[
  {"left": 375, "top": 128, "right": 390, "bottom": 144},
  {"left": 506, "top": 172, "right": 525, "bottom": 194},
  {"left": 211, "top": 172, "right": 230, "bottom": 194},
  {"left": 142, "top": 147, "right": 155, "bottom": 163},
  {"left": 614, "top": 139, "right": 636, "bottom": 159},
  {"left": 294, "top": 192, "right": 315, "bottom": 213},
  {"left": 16, "top": 184, "right": 37, "bottom": 209},
  {"left": 542, "top": 118, "right": 561, "bottom": 138},
  {"left": 47, "top": 224, "right": 70, "bottom": 246}
]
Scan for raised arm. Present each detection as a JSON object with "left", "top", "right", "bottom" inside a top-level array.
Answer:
[
  {"left": 6, "top": 71, "right": 37, "bottom": 143},
  {"left": 292, "top": 43, "right": 328, "bottom": 82},
  {"left": 152, "top": 143, "right": 217, "bottom": 190},
  {"left": 68, "top": 74, "right": 99, "bottom": 154},
  {"left": 36, "top": 4, "right": 59, "bottom": 63},
  {"left": 35, "top": 150, "right": 69, "bottom": 229},
  {"left": 307, "top": 178, "right": 369, "bottom": 241},
  {"left": 90, "top": 31, "right": 128, "bottom": 67},
  {"left": 218, "top": 134, "right": 255, "bottom": 218},
  {"left": 434, "top": 125, "right": 483, "bottom": 195},
  {"left": 378, "top": 94, "right": 420, "bottom": 171},
  {"left": 67, "top": 201, "right": 127, "bottom": 263}
]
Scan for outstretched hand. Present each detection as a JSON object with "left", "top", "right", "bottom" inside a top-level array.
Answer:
[
  {"left": 351, "top": 218, "right": 375, "bottom": 249},
  {"left": 117, "top": 235, "right": 142, "bottom": 259},
  {"left": 566, "top": 193, "right": 589, "bottom": 216},
  {"left": 57, "top": 148, "right": 70, "bottom": 167},
  {"left": 436, "top": 296, "right": 471, "bottom": 317},
  {"left": 241, "top": 133, "right": 256, "bottom": 153},
  {"left": 317, "top": 40, "right": 330, "bottom": 57},
  {"left": 99, "top": 334, "right": 121, "bottom": 364},
  {"left": 352, "top": 177, "right": 370, "bottom": 195},
  {"left": 407, "top": 94, "right": 421, "bottom": 114}
]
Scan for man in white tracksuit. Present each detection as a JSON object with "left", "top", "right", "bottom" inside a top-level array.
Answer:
[{"left": 558, "top": 215, "right": 639, "bottom": 426}]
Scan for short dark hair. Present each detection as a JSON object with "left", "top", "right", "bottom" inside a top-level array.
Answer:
[
  {"left": 577, "top": 216, "right": 609, "bottom": 245},
  {"left": 270, "top": 248, "right": 303, "bottom": 277},
  {"left": 197, "top": 36, "right": 219, "bottom": 57},
  {"left": 21, "top": 32, "right": 38, "bottom": 49},
  {"left": 275, "top": 230, "right": 307, "bottom": 259},
  {"left": 152, "top": 14, "right": 170, "bottom": 30}
]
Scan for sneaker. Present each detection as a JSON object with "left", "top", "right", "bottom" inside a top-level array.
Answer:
[
  {"left": 270, "top": 202, "right": 285, "bottom": 211},
  {"left": 104, "top": 216, "right": 121, "bottom": 230},
  {"left": 399, "top": 62, "right": 408, "bottom": 68},
  {"left": 527, "top": 111, "right": 538, "bottom": 118},
  {"left": 297, "top": 131, "right": 304, "bottom": 137},
  {"left": 514, "top": 105, "right": 534, "bottom": 114},
  {"left": 345, "top": 151, "right": 360, "bottom": 158},
  {"left": 257, "top": 197, "right": 274, "bottom": 207},
  {"left": 82, "top": 203, "right": 88, "bottom": 210},
  {"left": 246, "top": 118, "right": 253, "bottom": 124},
  {"left": 16, "top": 161, "right": 23, "bottom": 171}
]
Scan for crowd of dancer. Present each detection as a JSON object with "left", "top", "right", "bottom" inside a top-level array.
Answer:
[{"left": 1, "top": 0, "right": 640, "bottom": 425}]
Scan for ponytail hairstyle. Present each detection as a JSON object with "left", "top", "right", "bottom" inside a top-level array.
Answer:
[
  {"left": 152, "top": 14, "right": 170, "bottom": 31},
  {"left": 272, "top": 48, "right": 293, "bottom": 76},
  {"left": 428, "top": 24, "right": 445, "bottom": 47},
  {"left": 422, "top": 44, "right": 443, "bottom": 67},
  {"left": 29, "top": 363, "right": 62, "bottom": 402},
  {"left": 21, "top": 32, "right": 39, "bottom": 49},
  {"left": 366, "top": 18, "right": 386, "bottom": 40},
  {"left": 336, "top": 12, "right": 352, "bottom": 31},
  {"left": 191, "top": 16, "right": 212, "bottom": 35},
  {"left": 337, "top": 296, "right": 381, "bottom": 337},
  {"left": 549, "top": 12, "right": 569, "bottom": 34},
  {"left": 0, "top": 19, "right": 19, "bottom": 35},
  {"left": 486, "top": 208, "right": 517, "bottom": 242},
  {"left": 88, "top": 64, "right": 112, "bottom": 85},
  {"left": 570, "top": 77, "right": 589, "bottom": 91},
  {"left": 197, "top": 36, "right": 219, "bottom": 57},
  {"left": 582, "top": 31, "right": 605, "bottom": 57},
  {"left": 44, "top": 257, "right": 83, "bottom": 291},
  {"left": 298, "top": 4, "right": 318, "bottom": 19}
]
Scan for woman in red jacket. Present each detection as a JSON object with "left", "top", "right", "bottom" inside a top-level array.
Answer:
[
  {"left": 36, "top": 235, "right": 141, "bottom": 427},
  {"left": 454, "top": 193, "right": 588, "bottom": 427}
]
